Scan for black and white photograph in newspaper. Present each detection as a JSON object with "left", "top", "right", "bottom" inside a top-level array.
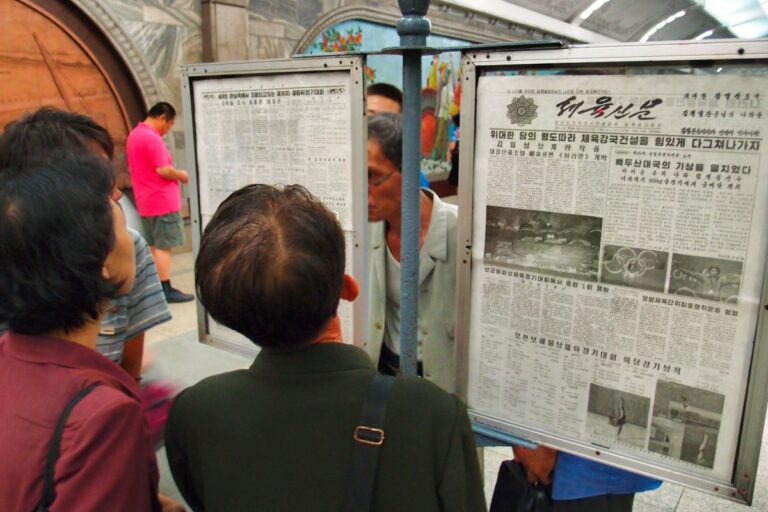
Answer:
[
  {"left": 649, "top": 380, "right": 724, "bottom": 469},
  {"left": 484, "top": 206, "right": 602, "bottom": 281},
  {"left": 601, "top": 245, "right": 668, "bottom": 292},
  {"left": 586, "top": 383, "right": 650, "bottom": 449},
  {"left": 669, "top": 254, "right": 743, "bottom": 304}
]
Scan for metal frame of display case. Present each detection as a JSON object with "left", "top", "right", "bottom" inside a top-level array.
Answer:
[
  {"left": 180, "top": 56, "right": 367, "bottom": 357},
  {"left": 454, "top": 39, "right": 768, "bottom": 504}
]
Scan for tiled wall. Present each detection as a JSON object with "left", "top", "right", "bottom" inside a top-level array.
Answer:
[
  {"left": 89, "top": 0, "right": 546, "bottom": 162},
  {"left": 246, "top": 0, "right": 344, "bottom": 59},
  {"left": 98, "top": 0, "right": 203, "bottom": 163},
  {"left": 104, "top": 0, "right": 203, "bottom": 113}
]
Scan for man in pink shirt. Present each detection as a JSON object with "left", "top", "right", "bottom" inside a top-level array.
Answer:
[{"left": 127, "top": 102, "right": 194, "bottom": 303}]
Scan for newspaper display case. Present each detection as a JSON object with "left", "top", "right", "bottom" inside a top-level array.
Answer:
[
  {"left": 454, "top": 39, "right": 768, "bottom": 504},
  {"left": 180, "top": 56, "right": 367, "bottom": 357}
]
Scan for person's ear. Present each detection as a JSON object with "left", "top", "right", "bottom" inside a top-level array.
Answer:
[
  {"left": 102, "top": 266, "right": 112, "bottom": 282},
  {"left": 340, "top": 273, "right": 359, "bottom": 302}
]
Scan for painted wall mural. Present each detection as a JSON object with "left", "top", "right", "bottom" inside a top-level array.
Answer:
[{"left": 306, "top": 19, "right": 471, "bottom": 177}]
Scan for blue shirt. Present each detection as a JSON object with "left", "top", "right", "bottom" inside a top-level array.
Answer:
[
  {"left": 0, "top": 230, "right": 170, "bottom": 360},
  {"left": 419, "top": 170, "right": 430, "bottom": 189},
  {"left": 96, "top": 229, "right": 171, "bottom": 362},
  {"left": 552, "top": 452, "right": 662, "bottom": 500}
]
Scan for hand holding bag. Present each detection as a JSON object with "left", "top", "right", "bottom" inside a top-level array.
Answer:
[{"left": 489, "top": 460, "right": 553, "bottom": 512}]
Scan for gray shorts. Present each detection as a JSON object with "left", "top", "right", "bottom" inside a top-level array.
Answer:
[{"left": 141, "top": 211, "right": 185, "bottom": 249}]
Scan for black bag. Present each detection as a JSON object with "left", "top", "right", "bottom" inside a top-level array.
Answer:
[{"left": 489, "top": 460, "right": 553, "bottom": 512}]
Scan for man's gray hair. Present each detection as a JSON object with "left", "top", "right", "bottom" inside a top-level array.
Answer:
[{"left": 367, "top": 113, "right": 402, "bottom": 171}]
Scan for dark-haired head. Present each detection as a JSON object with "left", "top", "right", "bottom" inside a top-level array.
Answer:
[
  {"left": 367, "top": 112, "right": 402, "bottom": 171},
  {"left": 147, "top": 102, "right": 176, "bottom": 120},
  {"left": 0, "top": 152, "right": 131, "bottom": 335},
  {"left": 196, "top": 184, "right": 345, "bottom": 349},
  {"left": 0, "top": 107, "right": 115, "bottom": 170},
  {"left": 366, "top": 83, "right": 403, "bottom": 115},
  {"left": 145, "top": 102, "right": 177, "bottom": 136}
]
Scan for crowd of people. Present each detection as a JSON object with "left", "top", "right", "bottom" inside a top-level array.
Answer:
[
  {"left": 0, "top": 84, "right": 658, "bottom": 511},
  {"left": 0, "top": 108, "right": 183, "bottom": 511}
]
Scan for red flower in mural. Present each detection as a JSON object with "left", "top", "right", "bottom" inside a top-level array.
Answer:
[
  {"left": 311, "top": 27, "right": 365, "bottom": 53},
  {"left": 365, "top": 65, "right": 376, "bottom": 82},
  {"left": 310, "top": 25, "right": 376, "bottom": 82}
]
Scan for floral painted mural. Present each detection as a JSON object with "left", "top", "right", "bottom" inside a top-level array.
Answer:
[
  {"left": 305, "top": 19, "right": 471, "bottom": 177},
  {"left": 310, "top": 27, "right": 364, "bottom": 52},
  {"left": 310, "top": 26, "right": 376, "bottom": 81}
]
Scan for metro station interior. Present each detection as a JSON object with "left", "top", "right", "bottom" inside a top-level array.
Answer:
[{"left": 2, "top": 0, "right": 768, "bottom": 511}]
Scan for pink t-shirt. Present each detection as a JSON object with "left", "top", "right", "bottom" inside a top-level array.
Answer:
[{"left": 126, "top": 122, "right": 180, "bottom": 217}]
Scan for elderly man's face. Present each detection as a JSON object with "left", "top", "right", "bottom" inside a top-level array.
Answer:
[{"left": 367, "top": 140, "right": 401, "bottom": 223}]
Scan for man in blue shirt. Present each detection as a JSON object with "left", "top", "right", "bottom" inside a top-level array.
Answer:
[{"left": 514, "top": 445, "right": 661, "bottom": 511}]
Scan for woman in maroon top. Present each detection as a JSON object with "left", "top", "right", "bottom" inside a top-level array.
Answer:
[{"left": 0, "top": 152, "right": 178, "bottom": 511}]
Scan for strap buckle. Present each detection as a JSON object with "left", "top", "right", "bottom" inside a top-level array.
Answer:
[{"left": 354, "top": 425, "right": 385, "bottom": 446}]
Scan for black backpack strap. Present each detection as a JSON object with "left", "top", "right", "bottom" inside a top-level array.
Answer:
[
  {"left": 35, "top": 383, "right": 100, "bottom": 512},
  {"left": 344, "top": 374, "right": 396, "bottom": 512}
]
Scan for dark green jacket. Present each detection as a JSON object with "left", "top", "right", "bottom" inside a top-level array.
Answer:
[{"left": 166, "top": 343, "right": 485, "bottom": 512}]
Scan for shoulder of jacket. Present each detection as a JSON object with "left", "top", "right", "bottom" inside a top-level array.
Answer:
[
  {"left": 391, "top": 376, "right": 462, "bottom": 416},
  {"left": 66, "top": 385, "right": 142, "bottom": 429},
  {"left": 175, "top": 370, "right": 250, "bottom": 404},
  {"left": 442, "top": 200, "right": 459, "bottom": 223}
]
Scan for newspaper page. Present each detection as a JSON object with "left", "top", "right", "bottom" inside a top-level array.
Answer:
[
  {"left": 192, "top": 71, "right": 356, "bottom": 346},
  {"left": 468, "top": 73, "right": 768, "bottom": 481},
  {"left": 193, "top": 71, "right": 353, "bottom": 229}
]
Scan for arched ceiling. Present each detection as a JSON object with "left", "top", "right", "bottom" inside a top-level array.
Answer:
[{"left": 440, "top": 0, "right": 768, "bottom": 42}]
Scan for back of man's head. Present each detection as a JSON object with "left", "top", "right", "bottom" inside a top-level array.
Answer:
[
  {"left": 368, "top": 112, "right": 403, "bottom": 171},
  {"left": 196, "top": 184, "right": 345, "bottom": 349},
  {"left": 366, "top": 83, "right": 403, "bottom": 114},
  {"left": 147, "top": 102, "right": 176, "bottom": 120},
  {"left": 0, "top": 107, "right": 114, "bottom": 169},
  {"left": 0, "top": 151, "right": 120, "bottom": 335}
]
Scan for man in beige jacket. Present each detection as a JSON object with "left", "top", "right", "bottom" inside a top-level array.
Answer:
[{"left": 365, "top": 113, "right": 459, "bottom": 392}]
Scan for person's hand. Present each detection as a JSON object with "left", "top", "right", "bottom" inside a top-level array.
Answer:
[
  {"left": 513, "top": 445, "right": 558, "bottom": 485},
  {"left": 158, "top": 493, "right": 186, "bottom": 512},
  {"left": 177, "top": 170, "right": 189, "bottom": 184}
]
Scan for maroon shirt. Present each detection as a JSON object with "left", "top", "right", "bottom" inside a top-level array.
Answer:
[{"left": 0, "top": 332, "right": 159, "bottom": 511}]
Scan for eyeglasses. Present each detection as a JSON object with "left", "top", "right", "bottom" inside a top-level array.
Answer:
[{"left": 368, "top": 169, "right": 397, "bottom": 187}]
